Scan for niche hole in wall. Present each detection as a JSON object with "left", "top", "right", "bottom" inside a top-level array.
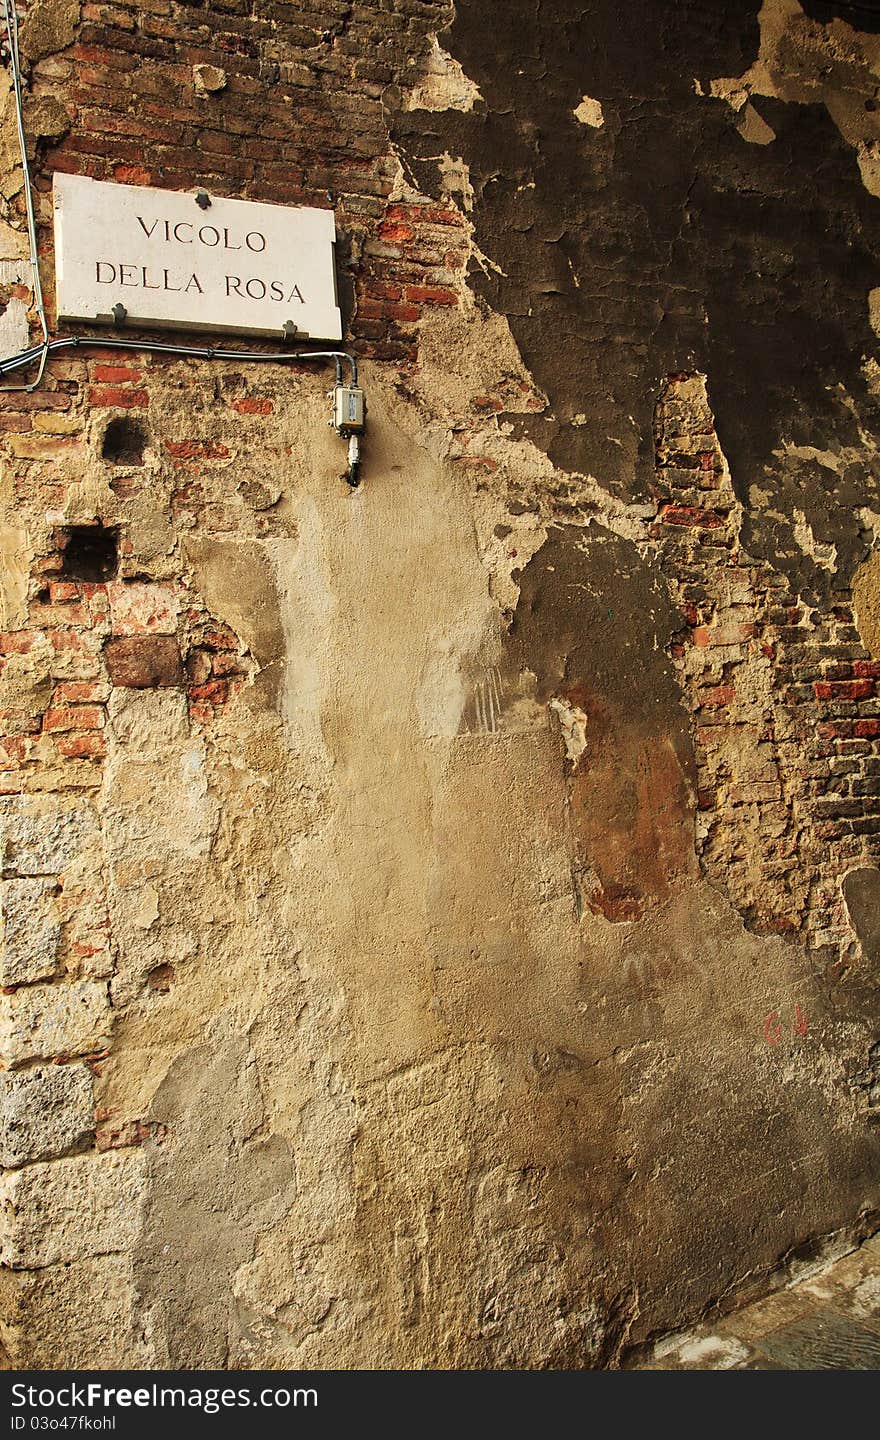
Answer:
[
  {"left": 102, "top": 416, "right": 146, "bottom": 466},
  {"left": 59, "top": 524, "right": 120, "bottom": 583}
]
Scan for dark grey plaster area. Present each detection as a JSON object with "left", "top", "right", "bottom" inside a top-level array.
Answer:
[{"left": 392, "top": 0, "right": 880, "bottom": 603}]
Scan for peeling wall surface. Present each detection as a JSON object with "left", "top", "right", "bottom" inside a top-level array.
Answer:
[{"left": 0, "top": 0, "right": 879, "bottom": 1369}]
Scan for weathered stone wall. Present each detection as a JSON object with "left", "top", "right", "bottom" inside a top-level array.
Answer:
[{"left": 0, "top": 0, "right": 878, "bottom": 1369}]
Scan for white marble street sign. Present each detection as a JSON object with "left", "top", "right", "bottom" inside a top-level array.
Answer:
[{"left": 53, "top": 175, "right": 342, "bottom": 341}]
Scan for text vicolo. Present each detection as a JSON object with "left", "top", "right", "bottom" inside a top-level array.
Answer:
[{"left": 93, "top": 215, "right": 306, "bottom": 304}]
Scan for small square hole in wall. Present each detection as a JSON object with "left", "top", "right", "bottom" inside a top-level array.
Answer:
[
  {"left": 59, "top": 524, "right": 120, "bottom": 583},
  {"left": 101, "top": 416, "right": 146, "bottom": 466}
]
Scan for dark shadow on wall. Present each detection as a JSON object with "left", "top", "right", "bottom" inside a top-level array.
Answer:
[{"left": 392, "top": 0, "right": 880, "bottom": 602}]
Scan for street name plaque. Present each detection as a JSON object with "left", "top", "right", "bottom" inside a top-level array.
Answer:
[{"left": 53, "top": 175, "right": 342, "bottom": 341}]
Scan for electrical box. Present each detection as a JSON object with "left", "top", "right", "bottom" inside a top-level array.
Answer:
[{"left": 331, "top": 384, "right": 366, "bottom": 434}]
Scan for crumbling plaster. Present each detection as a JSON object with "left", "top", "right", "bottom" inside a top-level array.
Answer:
[{"left": 0, "top": 0, "right": 878, "bottom": 1371}]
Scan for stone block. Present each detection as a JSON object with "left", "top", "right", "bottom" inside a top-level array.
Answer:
[
  {"left": 1, "top": 979, "right": 112, "bottom": 1065},
  {"left": 0, "top": 1063, "right": 94, "bottom": 1166},
  {"left": 0, "top": 877, "right": 61, "bottom": 984},
  {"left": 107, "top": 689, "right": 189, "bottom": 750},
  {"left": 0, "top": 1254, "right": 141, "bottom": 1368},
  {"left": 0, "top": 795, "right": 100, "bottom": 877},
  {"left": 0, "top": 1149, "right": 146, "bottom": 1268}
]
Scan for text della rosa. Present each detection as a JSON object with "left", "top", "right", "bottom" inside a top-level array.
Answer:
[{"left": 93, "top": 215, "right": 306, "bottom": 305}]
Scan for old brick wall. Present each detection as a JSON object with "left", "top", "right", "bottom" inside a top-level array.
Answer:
[{"left": 0, "top": 0, "right": 878, "bottom": 1369}]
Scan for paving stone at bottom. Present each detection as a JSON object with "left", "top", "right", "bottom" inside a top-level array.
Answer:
[{"left": 753, "top": 1308, "right": 880, "bottom": 1370}]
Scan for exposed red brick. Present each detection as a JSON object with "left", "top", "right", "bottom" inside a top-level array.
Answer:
[
  {"left": 0, "top": 632, "right": 37, "bottom": 655},
  {"left": 402, "top": 284, "right": 459, "bottom": 306},
  {"left": 363, "top": 279, "right": 403, "bottom": 300},
  {"left": 89, "top": 364, "right": 142, "bottom": 384},
  {"left": 49, "top": 630, "right": 92, "bottom": 653},
  {"left": 700, "top": 684, "right": 736, "bottom": 708},
  {"left": 55, "top": 732, "right": 108, "bottom": 759},
  {"left": 114, "top": 164, "right": 153, "bottom": 185},
  {"left": 378, "top": 221, "right": 415, "bottom": 244},
  {"left": 44, "top": 706, "right": 105, "bottom": 732},
  {"left": 104, "top": 636, "right": 183, "bottom": 688},
  {"left": 52, "top": 681, "right": 109, "bottom": 704},
  {"left": 230, "top": 397, "right": 274, "bottom": 416},
  {"left": 816, "top": 678, "right": 875, "bottom": 700},
  {"left": 658, "top": 505, "right": 724, "bottom": 529},
  {"left": 48, "top": 582, "right": 80, "bottom": 603},
  {"left": 356, "top": 298, "right": 421, "bottom": 322},
  {"left": 166, "top": 440, "right": 231, "bottom": 459},
  {"left": 188, "top": 679, "right": 229, "bottom": 705},
  {"left": 88, "top": 387, "right": 150, "bottom": 408},
  {"left": 203, "top": 628, "right": 239, "bottom": 651}
]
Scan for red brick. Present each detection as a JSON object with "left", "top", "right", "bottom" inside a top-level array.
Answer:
[
  {"left": 44, "top": 706, "right": 105, "bottom": 733},
  {"left": 814, "top": 679, "right": 875, "bottom": 701},
  {"left": 378, "top": 222, "right": 415, "bottom": 244},
  {"left": 402, "top": 284, "right": 459, "bottom": 306},
  {"left": 55, "top": 732, "right": 108, "bottom": 759},
  {"left": 104, "top": 636, "right": 183, "bottom": 688},
  {"left": 363, "top": 279, "right": 402, "bottom": 300},
  {"left": 853, "top": 719, "right": 880, "bottom": 739},
  {"left": 166, "top": 440, "right": 231, "bottom": 459},
  {"left": 818, "top": 721, "right": 851, "bottom": 739},
  {"left": 89, "top": 387, "right": 150, "bottom": 408},
  {"left": 211, "top": 652, "right": 247, "bottom": 677},
  {"left": 0, "top": 737, "right": 26, "bottom": 766},
  {"left": 694, "top": 623, "right": 755, "bottom": 647},
  {"left": 48, "top": 582, "right": 80, "bottom": 604},
  {"left": 700, "top": 684, "right": 736, "bottom": 708},
  {"left": 49, "top": 630, "right": 91, "bottom": 653},
  {"left": 230, "top": 397, "right": 274, "bottom": 416},
  {"left": 188, "top": 679, "right": 229, "bottom": 705},
  {"left": 659, "top": 505, "right": 724, "bottom": 529},
  {"left": 0, "top": 393, "right": 70, "bottom": 412},
  {"left": 114, "top": 164, "right": 153, "bottom": 185},
  {"left": 28, "top": 603, "right": 92, "bottom": 629},
  {"left": 0, "top": 632, "right": 38, "bottom": 655},
  {"left": 356, "top": 298, "right": 421, "bottom": 322},
  {"left": 203, "top": 629, "right": 238, "bottom": 651},
  {"left": 90, "top": 364, "right": 142, "bottom": 384},
  {"left": 52, "top": 681, "right": 110, "bottom": 704}
]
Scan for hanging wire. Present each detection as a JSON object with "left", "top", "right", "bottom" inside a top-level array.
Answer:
[
  {"left": 1, "top": 0, "right": 50, "bottom": 391},
  {"left": 0, "top": 334, "right": 356, "bottom": 384}
]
